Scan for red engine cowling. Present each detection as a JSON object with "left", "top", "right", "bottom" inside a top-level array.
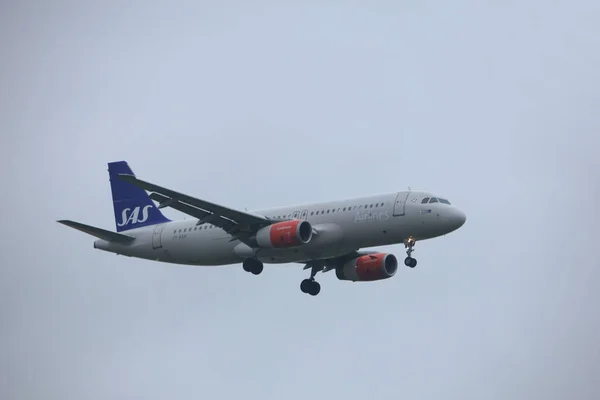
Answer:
[
  {"left": 336, "top": 253, "right": 398, "bottom": 282},
  {"left": 255, "top": 220, "right": 313, "bottom": 248}
]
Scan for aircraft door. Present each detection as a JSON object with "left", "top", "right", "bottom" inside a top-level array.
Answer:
[
  {"left": 393, "top": 192, "right": 410, "bottom": 216},
  {"left": 152, "top": 223, "right": 166, "bottom": 249},
  {"left": 292, "top": 210, "right": 301, "bottom": 219}
]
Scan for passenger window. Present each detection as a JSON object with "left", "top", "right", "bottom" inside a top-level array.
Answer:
[
  {"left": 327, "top": 210, "right": 330, "bottom": 213},
  {"left": 429, "top": 198, "right": 438, "bottom": 203},
  {"left": 421, "top": 198, "right": 430, "bottom": 203},
  {"left": 370, "top": 204, "right": 373, "bottom": 208}
]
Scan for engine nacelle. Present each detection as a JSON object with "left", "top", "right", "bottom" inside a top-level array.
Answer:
[
  {"left": 336, "top": 253, "right": 398, "bottom": 282},
  {"left": 255, "top": 220, "right": 313, "bottom": 248}
]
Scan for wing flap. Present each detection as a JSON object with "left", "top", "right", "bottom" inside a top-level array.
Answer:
[{"left": 57, "top": 220, "right": 135, "bottom": 244}]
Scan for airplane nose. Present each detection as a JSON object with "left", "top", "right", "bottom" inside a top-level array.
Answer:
[{"left": 452, "top": 208, "right": 467, "bottom": 229}]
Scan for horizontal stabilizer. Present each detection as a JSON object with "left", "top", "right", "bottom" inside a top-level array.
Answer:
[{"left": 57, "top": 220, "right": 135, "bottom": 244}]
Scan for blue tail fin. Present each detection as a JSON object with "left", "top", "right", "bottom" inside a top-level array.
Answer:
[{"left": 108, "top": 161, "right": 170, "bottom": 232}]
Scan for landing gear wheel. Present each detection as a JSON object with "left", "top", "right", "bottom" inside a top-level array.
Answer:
[
  {"left": 300, "top": 279, "right": 312, "bottom": 293},
  {"left": 251, "top": 262, "right": 263, "bottom": 275},
  {"left": 309, "top": 281, "right": 321, "bottom": 296},
  {"left": 300, "top": 279, "right": 320, "bottom": 296},
  {"left": 242, "top": 260, "right": 251, "bottom": 272},
  {"left": 299, "top": 261, "right": 324, "bottom": 296},
  {"left": 404, "top": 237, "right": 417, "bottom": 268},
  {"left": 242, "top": 258, "right": 263, "bottom": 275}
]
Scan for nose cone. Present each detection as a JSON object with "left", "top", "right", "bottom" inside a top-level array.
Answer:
[{"left": 450, "top": 208, "right": 467, "bottom": 230}]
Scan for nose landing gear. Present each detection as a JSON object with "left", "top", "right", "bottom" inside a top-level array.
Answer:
[{"left": 404, "top": 237, "right": 417, "bottom": 268}]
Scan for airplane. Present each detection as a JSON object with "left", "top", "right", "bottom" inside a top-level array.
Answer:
[{"left": 58, "top": 161, "right": 466, "bottom": 296}]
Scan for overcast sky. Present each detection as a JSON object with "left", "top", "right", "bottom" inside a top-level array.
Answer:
[{"left": 2, "top": 1, "right": 599, "bottom": 399}]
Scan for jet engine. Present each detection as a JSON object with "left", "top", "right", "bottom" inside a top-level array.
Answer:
[
  {"left": 335, "top": 253, "right": 398, "bottom": 282},
  {"left": 255, "top": 220, "right": 313, "bottom": 248}
]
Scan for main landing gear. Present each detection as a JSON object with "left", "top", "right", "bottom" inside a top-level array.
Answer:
[
  {"left": 243, "top": 257, "right": 322, "bottom": 295},
  {"left": 242, "top": 258, "right": 263, "bottom": 275},
  {"left": 300, "top": 262, "right": 323, "bottom": 296},
  {"left": 404, "top": 237, "right": 417, "bottom": 268}
]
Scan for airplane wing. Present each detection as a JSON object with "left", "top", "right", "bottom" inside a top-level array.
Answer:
[{"left": 117, "top": 174, "right": 275, "bottom": 243}]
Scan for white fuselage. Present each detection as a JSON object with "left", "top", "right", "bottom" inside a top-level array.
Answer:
[{"left": 93, "top": 191, "right": 466, "bottom": 266}]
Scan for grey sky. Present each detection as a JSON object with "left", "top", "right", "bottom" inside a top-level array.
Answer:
[{"left": 2, "top": 1, "right": 599, "bottom": 399}]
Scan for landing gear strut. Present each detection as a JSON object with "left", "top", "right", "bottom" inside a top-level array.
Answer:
[
  {"left": 404, "top": 237, "right": 417, "bottom": 268},
  {"left": 243, "top": 258, "right": 263, "bottom": 275},
  {"left": 300, "top": 262, "right": 323, "bottom": 296}
]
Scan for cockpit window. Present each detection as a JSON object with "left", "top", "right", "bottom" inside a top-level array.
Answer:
[
  {"left": 429, "top": 197, "right": 439, "bottom": 203},
  {"left": 439, "top": 198, "right": 451, "bottom": 205},
  {"left": 421, "top": 197, "right": 430, "bottom": 203}
]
